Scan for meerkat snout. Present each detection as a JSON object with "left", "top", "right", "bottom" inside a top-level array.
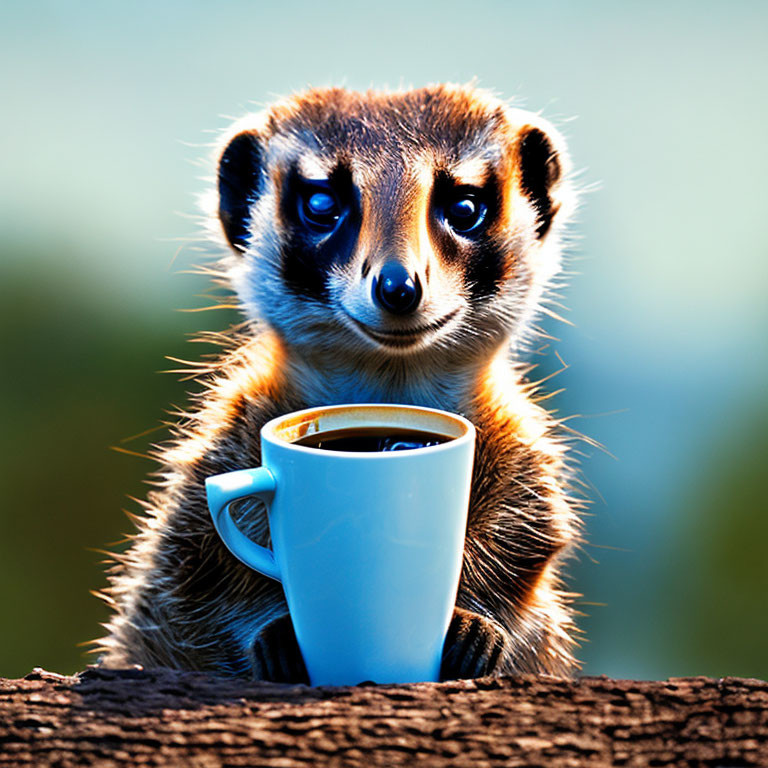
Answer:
[{"left": 372, "top": 262, "right": 422, "bottom": 315}]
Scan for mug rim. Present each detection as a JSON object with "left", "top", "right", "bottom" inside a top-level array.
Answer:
[{"left": 261, "top": 403, "right": 475, "bottom": 458}]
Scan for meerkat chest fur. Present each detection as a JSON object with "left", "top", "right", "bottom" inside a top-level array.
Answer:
[{"left": 99, "top": 84, "right": 582, "bottom": 681}]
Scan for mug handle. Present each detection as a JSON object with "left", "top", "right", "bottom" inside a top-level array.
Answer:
[{"left": 205, "top": 467, "right": 281, "bottom": 582}]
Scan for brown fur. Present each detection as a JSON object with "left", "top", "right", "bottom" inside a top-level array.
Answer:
[{"left": 97, "top": 84, "right": 584, "bottom": 680}]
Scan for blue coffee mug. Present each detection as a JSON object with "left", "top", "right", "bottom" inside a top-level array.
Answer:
[{"left": 205, "top": 403, "right": 475, "bottom": 686}]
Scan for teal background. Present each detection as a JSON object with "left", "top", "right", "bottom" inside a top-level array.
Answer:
[{"left": 1, "top": 1, "right": 766, "bottom": 680}]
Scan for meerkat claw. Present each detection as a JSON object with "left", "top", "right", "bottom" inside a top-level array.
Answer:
[
  {"left": 249, "top": 613, "right": 309, "bottom": 685},
  {"left": 440, "top": 606, "right": 507, "bottom": 681}
]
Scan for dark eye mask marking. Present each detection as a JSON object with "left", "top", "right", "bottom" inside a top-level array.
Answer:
[
  {"left": 429, "top": 170, "right": 506, "bottom": 302},
  {"left": 280, "top": 163, "right": 360, "bottom": 301}
]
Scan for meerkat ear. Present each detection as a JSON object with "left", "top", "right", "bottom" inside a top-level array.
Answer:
[
  {"left": 517, "top": 123, "right": 569, "bottom": 239},
  {"left": 217, "top": 130, "right": 264, "bottom": 253}
]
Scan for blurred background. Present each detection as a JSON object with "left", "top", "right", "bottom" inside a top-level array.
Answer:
[{"left": 1, "top": 0, "right": 766, "bottom": 681}]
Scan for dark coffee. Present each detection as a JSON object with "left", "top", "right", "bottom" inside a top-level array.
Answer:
[{"left": 293, "top": 426, "right": 454, "bottom": 453}]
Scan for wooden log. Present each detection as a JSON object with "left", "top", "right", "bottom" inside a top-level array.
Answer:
[{"left": 1, "top": 667, "right": 766, "bottom": 767}]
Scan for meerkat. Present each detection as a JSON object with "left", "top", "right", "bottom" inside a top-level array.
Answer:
[{"left": 96, "top": 84, "right": 583, "bottom": 683}]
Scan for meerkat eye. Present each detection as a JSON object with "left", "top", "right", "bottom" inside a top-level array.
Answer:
[
  {"left": 443, "top": 192, "right": 488, "bottom": 235},
  {"left": 298, "top": 184, "right": 342, "bottom": 234}
]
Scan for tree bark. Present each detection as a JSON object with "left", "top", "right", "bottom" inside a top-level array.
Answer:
[{"left": 1, "top": 667, "right": 766, "bottom": 767}]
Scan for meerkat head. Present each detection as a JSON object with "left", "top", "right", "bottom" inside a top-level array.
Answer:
[{"left": 212, "top": 85, "right": 573, "bottom": 369}]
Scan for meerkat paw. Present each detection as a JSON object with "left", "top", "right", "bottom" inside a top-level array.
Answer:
[
  {"left": 440, "top": 606, "right": 507, "bottom": 681},
  {"left": 249, "top": 613, "right": 309, "bottom": 684}
]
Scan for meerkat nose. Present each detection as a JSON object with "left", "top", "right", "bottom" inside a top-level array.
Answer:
[{"left": 372, "top": 262, "right": 422, "bottom": 315}]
